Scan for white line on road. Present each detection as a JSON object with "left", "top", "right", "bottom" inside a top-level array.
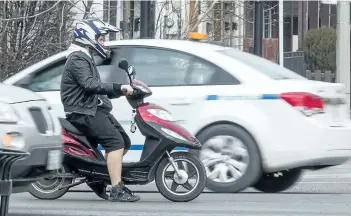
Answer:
[
  {"left": 303, "top": 173, "right": 351, "bottom": 178},
  {"left": 298, "top": 182, "right": 351, "bottom": 184}
]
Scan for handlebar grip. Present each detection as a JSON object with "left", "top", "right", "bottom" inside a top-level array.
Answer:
[
  {"left": 131, "top": 87, "right": 139, "bottom": 96},
  {"left": 122, "top": 89, "right": 128, "bottom": 95}
]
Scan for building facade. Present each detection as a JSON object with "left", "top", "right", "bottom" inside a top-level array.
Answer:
[
  {"left": 72, "top": 0, "right": 339, "bottom": 61},
  {"left": 71, "top": 0, "right": 246, "bottom": 49},
  {"left": 243, "top": 0, "right": 338, "bottom": 62}
]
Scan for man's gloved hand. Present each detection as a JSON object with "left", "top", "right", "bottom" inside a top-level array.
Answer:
[{"left": 121, "top": 85, "right": 134, "bottom": 96}]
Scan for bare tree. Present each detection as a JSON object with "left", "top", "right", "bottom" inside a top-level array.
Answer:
[
  {"left": 150, "top": 0, "right": 249, "bottom": 49},
  {"left": 82, "top": 0, "right": 94, "bottom": 19},
  {"left": 0, "top": 0, "right": 81, "bottom": 80},
  {"left": 150, "top": 0, "right": 282, "bottom": 48}
]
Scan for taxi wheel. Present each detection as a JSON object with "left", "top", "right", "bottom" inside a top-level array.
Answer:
[
  {"left": 192, "top": 124, "right": 262, "bottom": 193},
  {"left": 253, "top": 169, "right": 302, "bottom": 193}
]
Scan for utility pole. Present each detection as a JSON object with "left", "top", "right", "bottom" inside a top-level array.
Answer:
[
  {"left": 253, "top": 1, "right": 263, "bottom": 56},
  {"left": 301, "top": 1, "right": 305, "bottom": 50},
  {"left": 278, "top": 0, "right": 284, "bottom": 66},
  {"left": 140, "top": 1, "right": 150, "bottom": 38},
  {"left": 149, "top": 1, "right": 155, "bottom": 38},
  {"left": 336, "top": 1, "right": 350, "bottom": 108}
]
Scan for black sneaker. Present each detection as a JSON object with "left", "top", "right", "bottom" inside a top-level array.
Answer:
[
  {"left": 87, "top": 182, "right": 109, "bottom": 200},
  {"left": 109, "top": 182, "right": 140, "bottom": 202}
]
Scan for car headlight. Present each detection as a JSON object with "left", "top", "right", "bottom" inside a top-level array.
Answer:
[
  {"left": 2, "top": 133, "right": 25, "bottom": 149},
  {"left": 147, "top": 109, "right": 173, "bottom": 121},
  {"left": 0, "top": 102, "right": 19, "bottom": 123}
]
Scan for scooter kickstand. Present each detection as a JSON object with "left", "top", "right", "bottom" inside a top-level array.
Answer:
[{"left": 166, "top": 151, "right": 183, "bottom": 178}]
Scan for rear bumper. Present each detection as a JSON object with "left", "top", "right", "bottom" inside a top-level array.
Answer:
[
  {"left": 261, "top": 123, "right": 351, "bottom": 173},
  {"left": 263, "top": 149, "right": 351, "bottom": 173}
]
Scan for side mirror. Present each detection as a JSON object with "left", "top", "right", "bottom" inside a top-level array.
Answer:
[
  {"left": 118, "top": 59, "right": 129, "bottom": 71},
  {"left": 128, "top": 65, "right": 136, "bottom": 79},
  {"left": 127, "top": 65, "right": 135, "bottom": 75}
]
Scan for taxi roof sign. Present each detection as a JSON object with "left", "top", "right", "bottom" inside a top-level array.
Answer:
[{"left": 188, "top": 32, "right": 207, "bottom": 41}]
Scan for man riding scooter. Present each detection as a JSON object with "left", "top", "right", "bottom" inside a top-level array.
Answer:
[{"left": 60, "top": 18, "right": 140, "bottom": 202}]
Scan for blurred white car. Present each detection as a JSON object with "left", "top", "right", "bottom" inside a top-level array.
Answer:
[
  {"left": 0, "top": 83, "right": 63, "bottom": 193},
  {"left": 4, "top": 35, "right": 351, "bottom": 193}
]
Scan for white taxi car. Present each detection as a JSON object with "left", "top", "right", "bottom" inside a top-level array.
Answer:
[{"left": 4, "top": 34, "right": 351, "bottom": 193}]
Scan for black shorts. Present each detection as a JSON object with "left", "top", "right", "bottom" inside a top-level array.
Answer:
[{"left": 67, "top": 108, "right": 131, "bottom": 154}]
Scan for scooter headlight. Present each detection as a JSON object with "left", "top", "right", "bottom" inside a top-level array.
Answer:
[
  {"left": 161, "top": 128, "right": 187, "bottom": 142},
  {"left": 147, "top": 109, "right": 173, "bottom": 121}
]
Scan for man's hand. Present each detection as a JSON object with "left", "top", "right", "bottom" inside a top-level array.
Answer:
[{"left": 121, "top": 85, "right": 133, "bottom": 96}]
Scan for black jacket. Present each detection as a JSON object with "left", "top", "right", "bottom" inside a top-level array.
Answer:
[{"left": 60, "top": 51, "right": 123, "bottom": 116}]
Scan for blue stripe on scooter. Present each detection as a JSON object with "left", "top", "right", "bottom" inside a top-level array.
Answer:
[{"left": 97, "top": 144, "right": 187, "bottom": 151}]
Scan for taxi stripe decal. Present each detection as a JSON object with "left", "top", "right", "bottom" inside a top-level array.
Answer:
[
  {"left": 206, "top": 94, "right": 280, "bottom": 101},
  {"left": 97, "top": 94, "right": 279, "bottom": 152},
  {"left": 98, "top": 144, "right": 187, "bottom": 151}
]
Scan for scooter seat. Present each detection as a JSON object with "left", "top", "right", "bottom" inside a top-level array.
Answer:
[{"left": 59, "top": 118, "right": 83, "bottom": 135}]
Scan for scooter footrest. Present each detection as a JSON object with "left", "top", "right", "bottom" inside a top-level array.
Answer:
[
  {"left": 0, "top": 180, "right": 12, "bottom": 196},
  {"left": 55, "top": 173, "right": 79, "bottom": 178}
]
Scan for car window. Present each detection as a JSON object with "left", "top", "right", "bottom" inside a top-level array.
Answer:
[
  {"left": 126, "top": 47, "right": 192, "bottom": 86},
  {"left": 108, "top": 48, "right": 130, "bottom": 84},
  {"left": 98, "top": 65, "right": 129, "bottom": 84},
  {"left": 16, "top": 54, "right": 126, "bottom": 92},
  {"left": 124, "top": 47, "right": 240, "bottom": 86},
  {"left": 216, "top": 49, "right": 307, "bottom": 80},
  {"left": 188, "top": 59, "right": 240, "bottom": 85},
  {"left": 188, "top": 61, "right": 216, "bottom": 84},
  {"left": 26, "top": 60, "right": 65, "bottom": 92}
]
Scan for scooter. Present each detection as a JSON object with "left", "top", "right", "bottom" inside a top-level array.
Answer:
[{"left": 28, "top": 59, "right": 207, "bottom": 202}]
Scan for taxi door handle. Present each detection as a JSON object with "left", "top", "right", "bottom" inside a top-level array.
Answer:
[{"left": 169, "top": 99, "right": 192, "bottom": 106}]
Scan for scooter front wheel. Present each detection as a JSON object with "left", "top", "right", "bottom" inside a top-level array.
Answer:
[{"left": 155, "top": 151, "right": 207, "bottom": 202}]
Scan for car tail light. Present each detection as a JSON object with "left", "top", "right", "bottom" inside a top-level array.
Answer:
[{"left": 279, "top": 92, "right": 324, "bottom": 116}]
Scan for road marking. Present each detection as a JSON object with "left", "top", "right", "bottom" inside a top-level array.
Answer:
[
  {"left": 298, "top": 182, "right": 351, "bottom": 184},
  {"left": 303, "top": 174, "right": 351, "bottom": 178}
]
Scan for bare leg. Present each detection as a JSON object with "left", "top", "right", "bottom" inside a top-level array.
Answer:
[
  {"left": 107, "top": 148, "right": 140, "bottom": 202},
  {"left": 106, "top": 148, "right": 124, "bottom": 185}
]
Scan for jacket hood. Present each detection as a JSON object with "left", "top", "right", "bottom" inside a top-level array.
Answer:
[{"left": 66, "top": 44, "right": 92, "bottom": 58}]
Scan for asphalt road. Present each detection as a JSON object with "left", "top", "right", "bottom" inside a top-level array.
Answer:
[{"left": 7, "top": 162, "right": 351, "bottom": 216}]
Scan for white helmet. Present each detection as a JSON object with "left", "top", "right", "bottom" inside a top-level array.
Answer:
[{"left": 73, "top": 18, "right": 120, "bottom": 59}]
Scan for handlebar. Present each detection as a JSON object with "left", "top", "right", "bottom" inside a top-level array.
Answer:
[{"left": 122, "top": 85, "right": 140, "bottom": 96}]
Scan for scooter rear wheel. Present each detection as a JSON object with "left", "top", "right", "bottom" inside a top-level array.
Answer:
[
  {"left": 155, "top": 151, "right": 206, "bottom": 202},
  {"left": 28, "top": 165, "right": 73, "bottom": 200}
]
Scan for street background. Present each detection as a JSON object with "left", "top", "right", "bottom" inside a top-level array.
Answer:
[
  {"left": 2, "top": 1, "right": 351, "bottom": 216},
  {"left": 8, "top": 161, "right": 351, "bottom": 216},
  {"left": 0, "top": 1, "right": 347, "bottom": 82}
]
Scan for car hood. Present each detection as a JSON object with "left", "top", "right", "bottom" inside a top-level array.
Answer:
[{"left": 0, "top": 83, "right": 45, "bottom": 104}]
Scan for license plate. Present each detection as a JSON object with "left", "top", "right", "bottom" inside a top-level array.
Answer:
[{"left": 46, "top": 150, "right": 62, "bottom": 170}]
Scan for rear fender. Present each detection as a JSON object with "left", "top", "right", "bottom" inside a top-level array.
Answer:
[{"left": 62, "top": 129, "right": 95, "bottom": 158}]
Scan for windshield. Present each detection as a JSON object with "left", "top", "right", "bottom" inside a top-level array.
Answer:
[{"left": 216, "top": 49, "right": 307, "bottom": 80}]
